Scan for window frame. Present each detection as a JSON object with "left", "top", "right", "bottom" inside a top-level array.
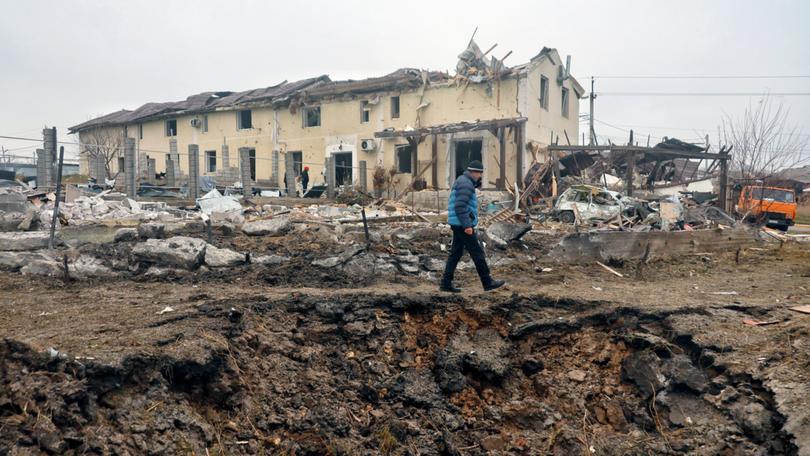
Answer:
[
  {"left": 205, "top": 150, "right": 217, "bottom": 173},
  {"left": 202, "top": 114, "right": 209, "bottom": 133},
  {"left": 237, "top": 110, "right": 253, "bottom": 130},
  {"left": 561, "top": 87, "right": 569, "bottom": 118},
  {"left": 360, "top": 100, "right": 370, "bottom": 123},
  {"left": 303, "top": 106, "right": 321, "bottom": 128},
  {"left": 165, "top": 119, "right": 177, "bottom": 137},
  {"left": 539, "top": 76, "right": 549, "bottom": 110},
  {"left": 390, "top": 96, "right": 400, "bottom": 119},
  {"left": 395, "top": 144, "right": 414, "bottom": 174}
]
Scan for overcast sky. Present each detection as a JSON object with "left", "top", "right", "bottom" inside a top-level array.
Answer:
[{"left": 1, "top": 0, "right": 808, "bottom": 161}]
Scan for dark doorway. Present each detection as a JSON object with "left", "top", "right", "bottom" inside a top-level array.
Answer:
[
  {"left": 333, "top": 152, "right": 352, "bottom": 186},
  {"left": 455, "top": 139, "right": 482, "bottom": 178},
  {"left": 290, "top": 151, "right": 303, "bottom": 176},
  {"left": 248, "top": 149, "right": 256, "bottom": 180}
]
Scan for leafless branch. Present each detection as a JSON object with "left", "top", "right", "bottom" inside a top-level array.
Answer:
[{"left": 721, "top": 95, "right": 809, "bottom": 181}]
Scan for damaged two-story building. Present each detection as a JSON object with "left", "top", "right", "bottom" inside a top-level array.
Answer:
[{"left": 69, "top": 42, "right": 583, "bottom": 194}]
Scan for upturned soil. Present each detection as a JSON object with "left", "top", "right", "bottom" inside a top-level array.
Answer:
[{"left": 1, "top": 234, "right": 809, "bottom": 455}]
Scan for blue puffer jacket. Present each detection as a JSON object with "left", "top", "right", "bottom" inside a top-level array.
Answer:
[{"left": 447, "top": 171, "right": 480, "bottom": 228}]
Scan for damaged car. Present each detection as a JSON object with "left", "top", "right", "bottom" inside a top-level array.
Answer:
[{"left": 553, "top": 184, "right": 653, "bottom": 224}]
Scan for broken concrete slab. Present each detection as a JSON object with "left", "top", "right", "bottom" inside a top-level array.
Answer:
[
  {"left": 242, "top": 217, "right": 292, "bottom": 236},
  {"left": 551, "top": 228, "right": 758, "bottom": 263},
  {"left": 486, "top": 222, "right": 532, "bottom": 249},
  {"left": 132, "top": 236, "right": 207, "bottom": 270},
  {"left": 137, "top": 222, "right": 165, "bottom": 239},
  {"left": 113, "top": 228, "right": 139, "bottom": 243},
  {"left": 204, "top": 245, "right": 246, "bottom": 268},
  {"left": 252, "top": 254, "right": 290, "bottom": 265},
  {"left": 70, "top": 256, "right": 118, "bottom": 279},
  {"left": 0, "top": 251, "right": 55, "bottom": 272},
  {"left": 0, "top": 231, "right": 60, "bottom": 251},
  {"left": 20, "top": 258, "right": 64, "bottom": 277}
]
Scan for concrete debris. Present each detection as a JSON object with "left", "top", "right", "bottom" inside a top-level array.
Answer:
[
  {"left": 242, "top": 217, "right": 292, "bottom": 236},
  {"left": 113, "top": 228, "right": 139, "bottom": 242},
  {"left": 204, "top": 245, "right": 246, "bottom": 268},
  {"left": 69, "top": 255, "right": 117, "bottom": 279},
  {"left": 137, "top": 222, "right": 165, "bottom": 239},
  {"left": 132, "top": 236, "right": 207, "bottom": 270},
  {"left": 485, "top": 222, "right": 532, "bottom": 249},
  {"left": 0, "top": 231, "right": 59, "bottom": 251},
  {"left": 252, "top": 254, "right": 290, "bottom": 265},
  {"left": 197, "top": 189, "right": 243, "bottom": 215}
]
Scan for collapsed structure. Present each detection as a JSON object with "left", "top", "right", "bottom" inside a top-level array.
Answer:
[{"left": 69, "top": 41, "right": 583, "bottom": 195}]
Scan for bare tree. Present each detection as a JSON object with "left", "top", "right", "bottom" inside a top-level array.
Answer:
[
  {"left": 80, "top": 127, "right": 123, "bottom": 181},
  {"left": 722, "top": 95, "right": 809, "bottom": 180}
]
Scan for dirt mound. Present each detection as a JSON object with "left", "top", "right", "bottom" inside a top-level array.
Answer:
[{"left": 0, "top": 293, "right": 798, "bottom": 455}]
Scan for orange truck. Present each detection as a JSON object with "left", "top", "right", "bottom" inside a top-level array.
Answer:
[{"left": 736, "top": 185, "right": 797, "bottom": 231}]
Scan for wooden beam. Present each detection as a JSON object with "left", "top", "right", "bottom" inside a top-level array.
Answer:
[
  {"left": 547, "top": 144, "right": 725, "bottom": 161},
  {"left": 431, "top": 134, "right": 438, "bottom": 189},
  {"left": 498, "top": 127, "right": 506, "bottom": 190},
  {"left": 374, "top": 117, "right": 528, "bottom": 139}
]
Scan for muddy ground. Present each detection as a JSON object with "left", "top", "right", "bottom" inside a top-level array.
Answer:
[{"left": 1, "top": 233, "right": 809, "bottom": 455}]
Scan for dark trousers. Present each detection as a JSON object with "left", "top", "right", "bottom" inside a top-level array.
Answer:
[{"left": 442, "top": 226, "right": 492, "bottom": 286}]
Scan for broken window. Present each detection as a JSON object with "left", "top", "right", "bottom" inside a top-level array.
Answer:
[
  {"left": 205, "top": 150, "right": 216, "bottom": 173},
  {"left": 561, "top": 87, "right": 569, "bottom": 118},
  {"left": 138, "top": 124, "right": 143, "bottom": 140},
  {"left": 237, "top": 110, "right": 252, "bottom": 130},
  {"left": 118, "top": 157, "right": 125, "bottom": 173},
  {"left": 390, "top": 96, "right": 400, "bottom": 119},
  {"left": 539, "top": 76, "right": 549, "bottom": 110},
  {"left": 165, "top": 119, "right": 177, "bottom": 137},
  {"left": 304, "top": 106, "right": 321, "bottom": 128},
  {"left": 360, "top": 101, "right": 370, "bottom": 123},
  {"left": 202, "top": 114, "right": 209, "bottom": 133},
  {"left": 396, "top": 144, "right": 414, "bottom": 174}
]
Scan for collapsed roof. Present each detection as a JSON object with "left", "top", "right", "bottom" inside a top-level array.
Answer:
[{"left": 70, "top": 42, "right": 582, "bottom": 134}]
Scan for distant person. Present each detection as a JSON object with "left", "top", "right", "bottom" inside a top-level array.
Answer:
[
  {"left": 440, "top": 160, "right": 505, "bottom": 293},
  {"left": 301, "top": 166, "right": 310, "bottom": 192}
]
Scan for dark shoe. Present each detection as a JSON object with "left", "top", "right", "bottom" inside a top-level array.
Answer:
[
  {"left": 483, "top": 279, "right": 505, "bottom": 291},
  {"left": 440, "top": 283, "right": 462, "bottom": 293}
]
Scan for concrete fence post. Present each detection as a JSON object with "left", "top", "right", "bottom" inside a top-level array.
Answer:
[
  {"left": 169, "top": 139, "right": 180, "bottom": 174},
  {"left": 41, "top": 128, "right": 56, "bottom": 189},
  {"left": 35, "top": 149, "right": 47, "bottom": 190},
  {"left": 359, "top": 160, "right": 368, "bottom": 193},
  {"left": 147, "top": 157, "right": 156, "bottom": 184},
  {"left": 271, "top": 150, "right": 280, "bottom": 189},
  {"left": 326, "top": 156, "right": 336, "bottom": 199},
  {"left": 221, "top": 144, "right": 230, "bottom": 169},
  {"left": 239, "top": 147, "right": 251, "bottom": 195},
  {"left": 124, "top": 137, "right": 136, "bottom": 197},
  {"left": 165, "top": 155, "right": 176, "bottom": 188},
  {"left": 188, "top": 144, "right": 200, "bottom": 200},
  {"left": 285, "top": 152, "right": 295, "bottom": 196}
]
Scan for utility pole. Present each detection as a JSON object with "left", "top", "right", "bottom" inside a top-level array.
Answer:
[{"left": 589, "top": 77, "right": 596, "bottom": 145}]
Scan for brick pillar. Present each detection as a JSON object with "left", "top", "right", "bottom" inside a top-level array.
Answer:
[
  {"left": 188, "top": 144, "right": 200, "bottom": 199},
  {"left": 165, "top": 155, "right": 176, "bottom": 187},
  {"left": 221, "top": 145, "right": 230, "bottom": 168},
  {"left": 42, "top": 128, "right": 56, "bottom": 189},
  {"left": 169, "top": 139, "right": 180, "bottom": 174},
  {"left": 239, "top": 147, "right": 251, "bottom": 195},
  {"left": 285, "top": 152, "right": 295, "bottom": 196},
  {"left": 326, "top": 156, "right": 336, "bottom": 199},
  {"left": 271, "top": 150, "right": 280, "bottom": 189},
  {"left": 359, "top": 160, "right": 368, "bottom": 193},
  {"left": 147, "top": 158, "right": 156, "bottom": 184},
  {"left": 124, "top": 137, "right": 136, "bottom": 197}
]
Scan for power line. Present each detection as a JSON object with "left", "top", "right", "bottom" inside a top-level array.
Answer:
[
  {"left": 597, "top": 92, "right": 810, "bottom": 97},
  {"left": 592, "top": 75, "right": 810, "bottom": 80}
]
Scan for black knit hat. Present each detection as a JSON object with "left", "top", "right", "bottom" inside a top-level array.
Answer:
[{"left": 467, "top": 160, "right": 484, "bottom": 172}]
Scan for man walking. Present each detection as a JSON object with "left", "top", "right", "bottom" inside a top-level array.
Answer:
[{"left": 440, "top": 160, "right": 505, "bottom": 293}]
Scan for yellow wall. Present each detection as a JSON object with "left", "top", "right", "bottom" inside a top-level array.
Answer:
[{"left": 79, "top": 61, "right": 580, "bottom": 192}]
